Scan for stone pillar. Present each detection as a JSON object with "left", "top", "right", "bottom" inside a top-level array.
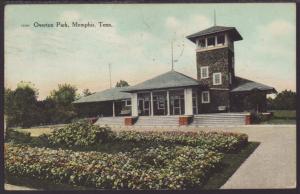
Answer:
[
  {"left": 131, "top": 93, "right": 138, "bottom": 117},
  {"left": 184, "top": 88, "right": 193, "bottom": 115},
  {"left": 112, "top": 101, "right": 115, "bottom": 117},
  {"left": 150, "top": 91, "right": 154, "bottom": 116},
  {"left": 166, "top": 90, "right": 170, "bottom": 116}
]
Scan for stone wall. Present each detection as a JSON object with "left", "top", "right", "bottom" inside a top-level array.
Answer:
[
  {"left": 196, "top": 47, "right": 235, "bottom": 89},
  {"left": 197, "top": 89, "right": 230, "bottom": 113}
]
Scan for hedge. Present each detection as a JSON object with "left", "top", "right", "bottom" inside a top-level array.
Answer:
[
  {"left": 47, "top": 120, "right": 113, "bottom": 147},
  {"left": 114, "top": 131, "right": 248, "bottom": 153},
  {"left": 5, "top": 144, "right": 223, "bottom": 189}
]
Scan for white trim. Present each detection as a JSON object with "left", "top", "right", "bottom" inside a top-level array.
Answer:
[
  {"left": 200, "top": 66, "right": 209, "bottom": 79},
  {"left": 150, "top": 91, "right": 154, "bottom": 116},
  {"left": 209, "top": 88, "right": 230, "bottom": 91},
  {"left": 213, "top": 72, "right": 222, "bottom": 85},
  {"left": 112, "top": 101, "right": 115, "bottom": 117},
  {"left": 166, "top": 90, "right": 170, "bottom": 116},
  {"left": 201, "top": 91, "right": 210, "bottom": 103}
]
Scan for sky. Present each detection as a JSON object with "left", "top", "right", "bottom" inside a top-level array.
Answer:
[{"left": 5, "top": 3, "right": 296, "bottom": 99}]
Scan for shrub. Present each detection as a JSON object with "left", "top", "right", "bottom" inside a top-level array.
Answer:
[
  {"left": 5, "top": 144, "right": 223, "bottom": 189},
  {"left": 5, "top": 129, "right": 32, "bottom": 144},
  {"left": 47, "top": 120, "right": 113, "bottom": 147},
  {"left": 114, "top": 131, "right": 248, "bottom": 153}
]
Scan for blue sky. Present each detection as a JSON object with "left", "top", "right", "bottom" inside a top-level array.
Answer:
[{"left": 5, "top": 3, "right": 296, "bottom": 99}]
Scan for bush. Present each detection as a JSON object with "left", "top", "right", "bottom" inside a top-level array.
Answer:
[
  {"left": 5, "top": 144, "right": 223, "bottom": 189},
  {"left": 48, "top": 120, "right": 113, "bottom": 147},
  {"left": 5, "top": 129, "right": 32, "bottom": 144},
  {"left": 114, "top": 131, "right": 248, "bottom": 153}
]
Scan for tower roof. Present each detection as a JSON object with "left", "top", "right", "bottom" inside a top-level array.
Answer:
[{"left": 186, "top": 25, "right": 243, "bottom": 43}]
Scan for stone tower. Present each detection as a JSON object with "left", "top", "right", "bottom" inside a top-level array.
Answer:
[
  {"left": 186, "top": 26, "right": 243, "bottom": 112},
  {"left": 186, "top": 26, "right": 242, "bottom": 89}
]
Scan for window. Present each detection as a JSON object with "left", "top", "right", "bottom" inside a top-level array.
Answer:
[
  {"left": 232, "top": 56, "right": 235, "bottom": 69},
  {"left": 198, "top": 38, "right": 206, "bottom": 48},
  {"left": 200, "top": 66, "right": 209, "bottom": 79},
  {"left": 217, "top": 34, "right": 225, "bottom": 45},
  {"left": 213, "top": 73, "right": 222, "bottom": 85},
  {"left": 229, "top": 73, "right": 232, "bottom": 84},
  {"left": 201, "top": 91, "right": 210, "bottom": 103},
  {"left": 126, "top": 100, "right": 131, "bottom": 106},
  {"left": 207, "top": 36, "right": 215, "bottom": 47}
]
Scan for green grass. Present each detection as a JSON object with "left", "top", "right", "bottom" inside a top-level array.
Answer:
[
  {"left": 202, "top": 142, "right": 260, "bottom": 189},
  {"left": 261, "top": 110, "right": 296, "bottom": 124},
  {"left": 272, "top": 110, "right": 296, "bottom": 119}
]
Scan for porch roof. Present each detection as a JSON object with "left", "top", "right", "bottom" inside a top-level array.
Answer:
[
  {"left": 73, "top": 87, "right": 131, "bottom": 103},
  {"left": 122, "top": 70, "right": 203, "bottom": 93},
  {"left": 231, "top": 77, "right": 277, "bottom": 93}
]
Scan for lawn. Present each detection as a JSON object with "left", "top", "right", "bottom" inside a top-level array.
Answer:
[
  {"left": 261, "top": 110, "right": 296, "bottom": 124},
  {"left": 5, "top": 120, "right": 256, "bottom": 190}
]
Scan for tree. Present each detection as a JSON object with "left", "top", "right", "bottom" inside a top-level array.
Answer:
[
  {"left": 47, "top": 84, "right": 78, "bottom": 124},
  {"left": 115, "top": 80, "right": 129, "bottom": 87},
  {"left": 49, "top": 84, "right": 77, "bottom": 106},
  {"left": 4, "top": 82, "right": 40, "bottom": 128},
  {"left": 82, "top": 88, "right": 92, "bottom": 97},
  {"left": 268, "top": 90, "right": 296, "bottom": 110}
]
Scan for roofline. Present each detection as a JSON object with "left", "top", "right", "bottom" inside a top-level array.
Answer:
[
  {"left": 230, "top": 88, "right": 277, "bottom": 94},
  {"left": 73, "top": 97, "right": 131, "bottom": 104},
  {"left": 122, "top": 85, "right": 206, "bottom": 93},
  {"left": 186, "top": 28, "right": 243, "bottom": 43}
]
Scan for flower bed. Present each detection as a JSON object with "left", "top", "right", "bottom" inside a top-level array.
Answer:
[
  {"left": 5, "top": 144, "right": 223, "bottom": 189},
  {"left": 114, "top": 131, "right": 248, "bottom": 153}
]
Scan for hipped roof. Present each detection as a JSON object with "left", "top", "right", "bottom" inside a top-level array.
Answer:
[
  {"left": 73, "top": 87, "right": 131, "bottom": 103},
  {"left": 231, "top": 77, "right": 276, "bottom": 93},
  {"left": 186, "top": 25, "right": 243, "bottom": 43},
  {"left": 122, "top": 70, "right": 203, "bottom": 93}
]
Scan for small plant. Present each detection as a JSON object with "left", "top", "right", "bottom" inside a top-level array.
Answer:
[{"left": 48, "top": 120, "right": 114, "bottom": 147}]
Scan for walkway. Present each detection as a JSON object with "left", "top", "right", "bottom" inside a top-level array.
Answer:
[{"left": 219, "top": 125, "right": 296, "bottom": 189}]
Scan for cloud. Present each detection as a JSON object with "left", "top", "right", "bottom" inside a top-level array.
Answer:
[{"left": 253, "top": 19, "right": 295, "bottom": 57}]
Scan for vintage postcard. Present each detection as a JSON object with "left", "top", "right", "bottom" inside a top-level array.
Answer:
[{"left": 3, "top": 2, "right": 296, "bottom": 191}]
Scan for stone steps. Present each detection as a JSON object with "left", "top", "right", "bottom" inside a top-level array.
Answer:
[{"left": 134, "top": 116, "right": 180, "bottom": 126}]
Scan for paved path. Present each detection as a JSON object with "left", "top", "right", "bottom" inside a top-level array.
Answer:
[
  {"left": 219, "top": 125, "right": 296, "bottom": 189},
  {"left": 5, "top": 184, "right": 37, "bottom": 190}
]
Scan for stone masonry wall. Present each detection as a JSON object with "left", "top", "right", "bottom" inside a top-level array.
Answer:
[{"left": 196, "top": 47, "right": 232, "bottom": 89}]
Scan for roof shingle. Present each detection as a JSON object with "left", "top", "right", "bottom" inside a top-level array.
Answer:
[
  {"left": 73, "top": 87, "right": 131, "bottom": 103},
  {"left": 122, "top": 70, "right": 202, "bottom": 92},
  {"left": 231, "top": 77, "right": 276, "bottom": 93},
  {"left": 186, "top": 25, "right": 243, "bottom": 43}
]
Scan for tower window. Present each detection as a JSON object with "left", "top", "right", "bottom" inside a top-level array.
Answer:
[
  {"left": 200, "top": 66, "right": 209, "bottom": 79},
  {"left": 207, "top": 36, "right": 215, "bottom": 47},
  {"left": 217, "top": 34, "right": 225, "bottom": 45},
  {"left": 213, "top": 73, "right": 222, "bottom": 85},
  {"left": 201, "top": 91, "right": 210, "bottom": 103},
  {"left": 198, "top": 38, "right": 206, "bottom": 48}
]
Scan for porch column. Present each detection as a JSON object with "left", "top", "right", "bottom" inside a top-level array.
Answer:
[
  {"left": 184, "top": 88, "right": 193, "bottom": 115},
  {"left": 112, "top": 101, "right": 115, "bottom": 117},
  {"left": 131, "top": 93, "right": 138, "bottom": 117},
  {"left": 166, "top": 90, "right": 170, "bottom": 116},
  {"left": 150, "top": 91, "right": 154, "bottom": 116}
]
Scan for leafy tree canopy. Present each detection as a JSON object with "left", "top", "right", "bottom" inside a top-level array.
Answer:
[
  {"left": 49, "top": 84, "right": 78, "bottom": 106},
  {"left": 267, "top": 90, "right": 296, "bottom": 110},
  {"left": 82, "top": 88, "right": 93, "bottom": 97},
  {"left": 115, "top": 80, "right": 129, "bottom": 87}
]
